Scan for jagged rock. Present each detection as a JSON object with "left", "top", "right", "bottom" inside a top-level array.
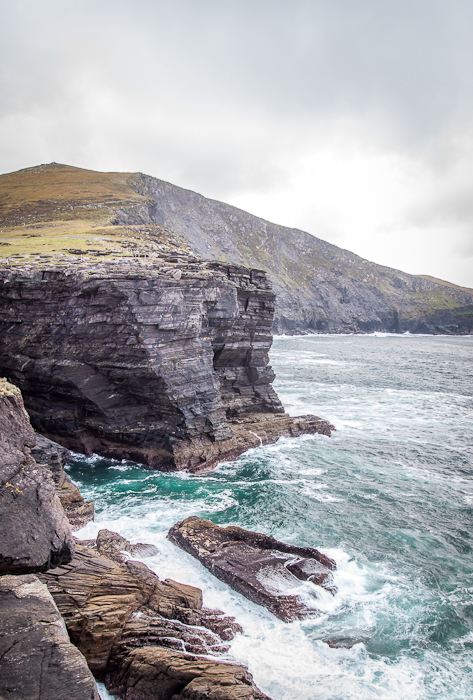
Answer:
[
  {"left": 168, "top": 517, "right": 336, "bottom": 622},
  {"left": 31, "top": 433, "right": 71, "bottom": 485},
  {"left": 0, "top": 379, "right": 74, "bottom": 574},
  {"left": 30, "top": 432, "right": 95, "bottom": 530},
  {"left": 106, "top": 646, "right": 271, "bottom": 700},
  {"left": 96, "top": 528, "right": 159, "bottom": 562},
  {"left": 57, "top": 473, "right": 95, "bottom": 530},
  {"left": 0, "top": 574, "right": 100, "bottom": 700},
  {"left": 39, "top": 541, "right": 242, "bottom": 676},
  {"left": 0, "top": 260, "right": 333, "bottom": 471}
]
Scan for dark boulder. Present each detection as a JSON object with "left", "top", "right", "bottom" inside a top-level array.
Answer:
[{"left": 168, "top": 516, "right": 336, "bottom": 622}]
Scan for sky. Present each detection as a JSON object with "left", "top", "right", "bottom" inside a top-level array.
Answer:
[{"left": 1, "top": 0, "right": 473, "bottom": 287}]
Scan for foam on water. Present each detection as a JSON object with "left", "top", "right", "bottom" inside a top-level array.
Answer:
[{"left": 68, "top": 335, "right": 473, "bottom": 700}]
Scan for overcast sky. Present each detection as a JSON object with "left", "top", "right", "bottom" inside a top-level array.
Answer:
[{"left": 1, "top": 0, "right": 473, "bottom": 287}]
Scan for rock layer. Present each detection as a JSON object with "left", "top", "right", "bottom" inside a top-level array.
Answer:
[
  {"left": 0, "top": 259, "right": 333, "bottom": 471},
  {"left": 0, "top": 378, "right": 74, "bottom": 574},
  {"left": 168, "top": 516, "right": 336, "bottom": 622},
  {"left": 39, "top": 535, "right": 270, "bottom": 699},
  {"left": 31, "top": 433, "right": 95, "bottom": 530},
  {"left": 107, "top": 646, "right": 271, "bottom": 700},
  {"left": 0, "top": 574, "right": 100, "bottom": 700}
]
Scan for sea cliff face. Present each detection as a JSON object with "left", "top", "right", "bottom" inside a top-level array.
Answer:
[{"left": 0, "top": 258, "right": 332, "bottom": 471}]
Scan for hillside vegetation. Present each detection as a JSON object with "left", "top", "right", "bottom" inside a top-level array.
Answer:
[{"left": 1, "top": 163, "right": 472, "bottom": 334}]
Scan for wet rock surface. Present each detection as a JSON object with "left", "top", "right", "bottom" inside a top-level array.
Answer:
[
  {"left": 107, "top": 646, "right": 271, "bottom": 700},
  {"left": 0, "top": 379, "right": 74, "bottom": 574},
  {"left": 168, "top": 516, "right": 336, "bottom": 622},
  {"left": 0, "top": 259, "right": 333, "bottom": 471},
  {"left": 39, "top": 537, "right": 243, "bottom": 675},
  {"left": 0, "top": 574, "right": 100, "bottom": 700}
]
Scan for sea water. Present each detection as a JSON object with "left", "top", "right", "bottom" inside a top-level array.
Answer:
[{"left": 68, "top": 334, "right": 473, "bottom": 700}]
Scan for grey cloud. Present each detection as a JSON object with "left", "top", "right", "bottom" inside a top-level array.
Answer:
[{"left": 1, "top": 0, "right": 473, "bottom": 285}]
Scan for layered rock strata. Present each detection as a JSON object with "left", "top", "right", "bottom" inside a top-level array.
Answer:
[
  {"left": 0, "top": 378, "right": 74, "bottom": 574},
  {"left": 107, "top": 646, "right": 271, "bottom": 700},
  {"left": 0, "top": 574, "right": 100, "bottom": 700},
  {"left": 39, "top": 534, "right": 271, "bottom": 699},
  {"left": 0, "top": 259, "right": 333, "bottom": 471},
  {"left": 168, "top": 516, "right": 336, "bottom": 622},
  {"left": 32, "top": 433, "right": 95, "bottom": 530}
]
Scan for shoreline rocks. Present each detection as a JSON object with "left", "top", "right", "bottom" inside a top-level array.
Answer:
[
  {"left": 168, "top": 516, "right": 336, "bottom": 622},
  {"left": 39, "top": 533, "right": 272, "bottom": 699}
]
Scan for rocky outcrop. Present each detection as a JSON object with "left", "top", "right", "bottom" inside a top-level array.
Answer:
[
  {"left": 0, "top": 259, "right": 333, "bottom": 471},
  {"left": 168, "top": 517, "right": 336, "bottom": 622},
  {"left": 107, "top": 646, "right": 271, "bottom": 700},
  {"left": 0, "top": 574, "right": 100, "bottom": 700},
  {"left": 39, "top": 541, "right": 243, "bottom": 675},
  {"left": 0, "top": 378, "right": 74, "bottom": 574},
  {"left": 39, "top": 534, "right": 270, "bottom": 699},
  {"left": 31, "top": 433, "right": 95, "bottom": 530}
]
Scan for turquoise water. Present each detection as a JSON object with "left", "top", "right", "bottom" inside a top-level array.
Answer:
[{"left": 69, "top": 334, "right": 473, "bottom": 700}]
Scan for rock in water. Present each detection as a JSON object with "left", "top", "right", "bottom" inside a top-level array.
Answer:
[
  {"left": 0, "top": 260, "right": 333, "bottom": 471},
  {"left": 167, "top": 516, "right": 336, "bottom": 622},
  {"left": 0, "top": 574, "right": 100, "bottom": 700},
  {"left": 0, "top": 379, "right": 74, "bottom": 574}
]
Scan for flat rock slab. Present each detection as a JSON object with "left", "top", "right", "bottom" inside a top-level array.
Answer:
[{"left": 168, "top": 517, "right": 336, "bottom": 622}]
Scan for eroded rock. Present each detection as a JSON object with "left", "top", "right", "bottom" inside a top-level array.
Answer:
[
  {"left": 0, "top": 260, "right": 333, "bottom": 471},
  {"left": 31, "top": 432, "right": 95, "bottom": 530},
  {"left": 168, "top": 516, "right": 336, "bottom": 622},
  {"left": 0, "top": 379, "right": 74, "bottom": 574},
  {"left": 95, "top": 528, "right": 159, "bottom": 562},
  {"left": 39, "top": 540, "right": 242, "bottom": 676},
  {"left": 0, "top": 574, "right": 100, "bottom": 700},
  {"left": 106, "top": 646, "right": 271, "bottom": 700}
]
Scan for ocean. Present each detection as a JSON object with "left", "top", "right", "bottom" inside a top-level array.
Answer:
[{"left": 68, "top": 333, "right": 473, "bottom": 700}]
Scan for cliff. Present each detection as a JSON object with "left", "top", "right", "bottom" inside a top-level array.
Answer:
[
  {"left": 1, "top": 163, "right": 472, "bottom": 334},
  {"left": 0, "top": 378, "right": 74, "bottom": 574},
  {"left": 0, "top": 258, "right": 332, "bottom": 471}
]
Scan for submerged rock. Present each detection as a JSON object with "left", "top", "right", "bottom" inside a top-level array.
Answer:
[
  {"left": 167, "top": 516, "right": 336, "bottom": 622},
  {"left": 0, "top": 379, "right": 74, "bottom": 574},
  {"left": 0, "top": 574, "right": 100, "bottom": 700}
]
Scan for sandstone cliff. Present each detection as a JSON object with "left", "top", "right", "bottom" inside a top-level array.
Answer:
[
  {"left": 1, "top": 163, "right": 472, "bottom": 334},
  {"left": 0, "top": 259, "right": 332, "bottom": 471}
]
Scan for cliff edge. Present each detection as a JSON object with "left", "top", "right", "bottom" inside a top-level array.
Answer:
[{"left": 0, "top": 259, "right": 333, "bottom": 471}]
